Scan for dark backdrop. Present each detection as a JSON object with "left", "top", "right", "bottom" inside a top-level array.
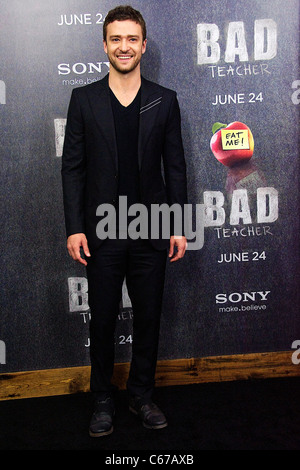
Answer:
[{"left": 0, "top": 0, "right": 299, "bottom": 373}]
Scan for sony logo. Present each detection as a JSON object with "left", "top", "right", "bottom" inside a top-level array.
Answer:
[
  {"left": 216, "top": 291, "right": 270, "bottom": 304},
  {"left": 58, "top": 62, "right": 110, "bottom": 75}
]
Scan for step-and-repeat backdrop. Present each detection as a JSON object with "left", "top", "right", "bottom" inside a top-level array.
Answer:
[{"left": 1, "top": 0, "right": 299, "bottom": 372}]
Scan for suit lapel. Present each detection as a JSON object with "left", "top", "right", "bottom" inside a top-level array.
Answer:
[
  {"left": 138, "top": 77, "right": 163, "bottom": 171},
  {"left": 87, "top": 75, "right": 118, "bottom": 171},
  {"left": 87, "top": 75, "right": 163, "bottom": 172}
]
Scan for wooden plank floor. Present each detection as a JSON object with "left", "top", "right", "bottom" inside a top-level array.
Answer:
[{"left": 1, "top": 351, "right": 299, "bottom": 401}]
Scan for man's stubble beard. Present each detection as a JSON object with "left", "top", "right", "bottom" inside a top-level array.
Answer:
[{"left": 107, "top": 52, "right": 142, "bottom": 75}]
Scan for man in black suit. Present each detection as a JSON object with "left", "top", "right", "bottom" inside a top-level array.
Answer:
[{"left": 62, "top": 5, "right": 188, "bottom": 437}]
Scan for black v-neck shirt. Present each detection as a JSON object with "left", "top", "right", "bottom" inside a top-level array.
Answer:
[{"left": 110, "top": 88, "right": 141, "bottom": 210}]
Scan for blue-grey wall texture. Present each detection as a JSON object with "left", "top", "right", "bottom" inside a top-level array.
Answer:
[{"left": 0, "top": 0, "right": 299, "bottom": 372}]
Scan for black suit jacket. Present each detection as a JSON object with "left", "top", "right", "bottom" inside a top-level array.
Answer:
[{"left": 61, "top": 74, "right": 188, "bottom": 251}]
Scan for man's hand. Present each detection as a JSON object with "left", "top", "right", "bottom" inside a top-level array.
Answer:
[
  {"left": 168, "top": 236, "right": 187, "bottom": 262},
  {"left": 67, "top": 233, "right": 91, "bottom": 266}
]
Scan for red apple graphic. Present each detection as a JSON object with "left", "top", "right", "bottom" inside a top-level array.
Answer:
[{"left": 210, "top": 121, "right": 254, "bottom": 167}]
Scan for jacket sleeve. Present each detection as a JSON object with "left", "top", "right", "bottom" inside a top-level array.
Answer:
[
  {"left": 162, "top": 92, "right": 188, "bottom": 235},
  {"left": 61, "top": 89, "right": 86, "bottom": 237}
]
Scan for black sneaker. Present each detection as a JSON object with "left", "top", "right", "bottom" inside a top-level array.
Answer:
[
  {"left": 129, "top": 396, "right": 168, "bottom": 429},
  {"left": 89, "top": 397, "right": 115, "bottom": 437}
]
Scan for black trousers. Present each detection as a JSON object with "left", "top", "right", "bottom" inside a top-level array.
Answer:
[{"left": 86, "top": 238, "right": 167, "bottom": 401}]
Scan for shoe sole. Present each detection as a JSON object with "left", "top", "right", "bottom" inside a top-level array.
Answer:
[
  {"left": 89, "top": 426, "right": 113, "bottom": 437},
  {"left": 129, "top": 406, "right": 168, "bottom": 429},
  {"left": 143, "top": 421, "right": 168, "bottom": 429}
]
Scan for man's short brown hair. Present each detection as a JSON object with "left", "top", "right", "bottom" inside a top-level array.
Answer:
[{"left": 103, "top": 5, "right": 147, "bottom": 42}]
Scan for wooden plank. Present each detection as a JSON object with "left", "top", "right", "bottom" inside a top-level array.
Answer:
[
  {"left": 0, "top": 366, "right": 91, "bottom": 400},
  {"left": 154, "top": 351, "right": 300, "bottom": 386},
  {"left": 0, "top": 351, "right": 299, "bottom": 401}
]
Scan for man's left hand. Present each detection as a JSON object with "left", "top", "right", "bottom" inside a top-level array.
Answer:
[{"left": 168, "top": 236, "right": 187, "bottom": 262}]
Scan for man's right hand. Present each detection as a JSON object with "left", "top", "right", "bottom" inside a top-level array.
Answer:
[{"left": 67, "top": 233, "right": 91, "bottom": 266}]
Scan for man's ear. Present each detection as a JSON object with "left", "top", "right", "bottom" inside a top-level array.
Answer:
[{"left": 142, "top": 38, "right": 147, "bottom": 54}]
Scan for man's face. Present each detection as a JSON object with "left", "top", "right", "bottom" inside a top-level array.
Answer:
[{"left": 103, "top": 20, "right": 147, "bottom": 74}]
